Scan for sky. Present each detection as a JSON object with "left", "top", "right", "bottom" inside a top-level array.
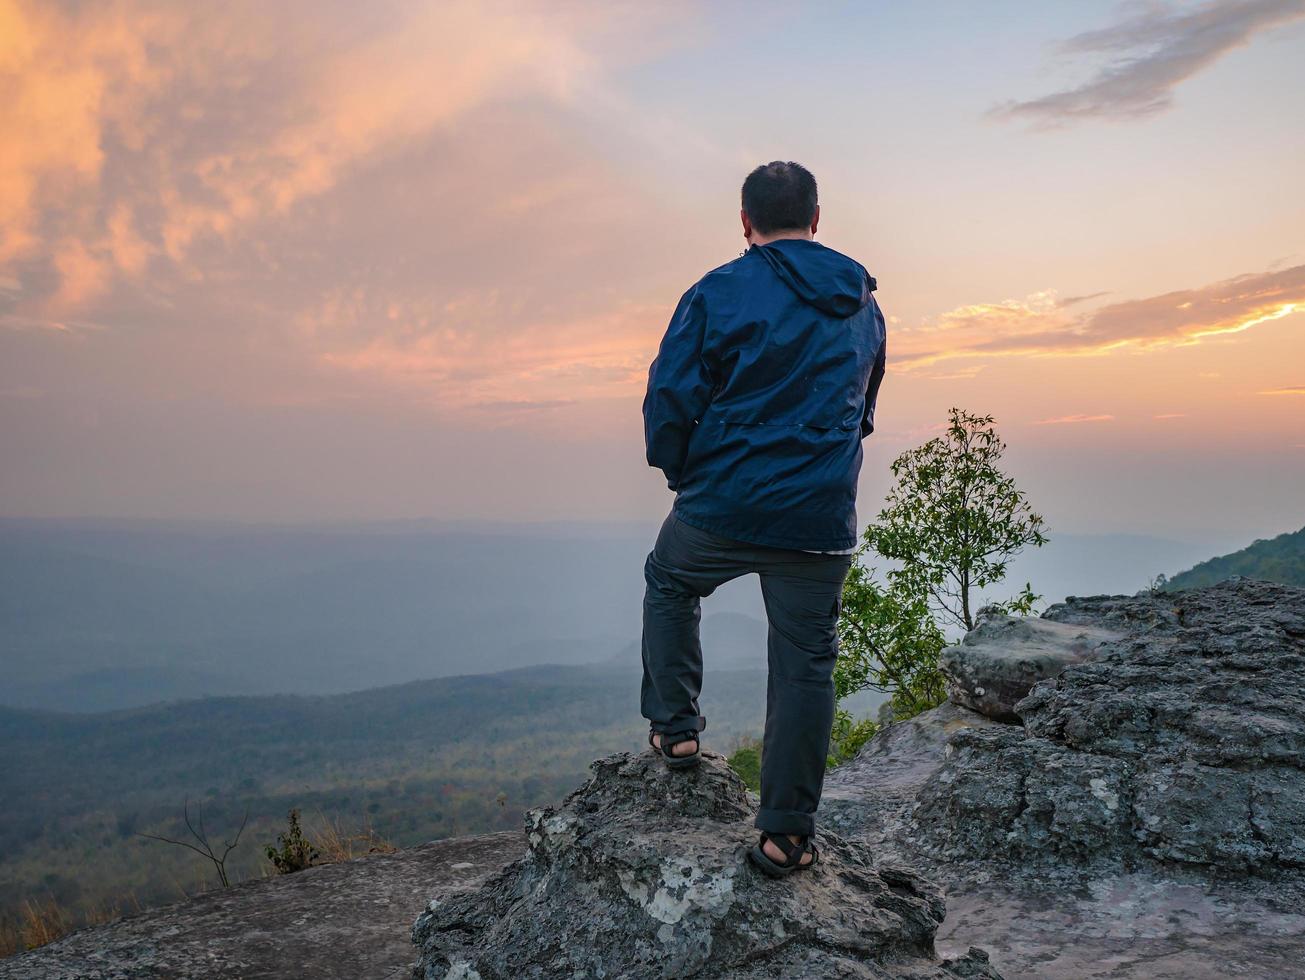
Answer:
[{"left": 2, "top": 0, "right": 1303, "bottom": 541}]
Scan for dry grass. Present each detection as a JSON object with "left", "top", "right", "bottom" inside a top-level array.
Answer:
[
  {"left": 308, "top": 811, "right": 398, "bottom": 864},
  {"left": 0, "top": 893, "right": 139, "bottom": 959},
  {"left": 19, "top": 898, "right": 72, "bottom": 951}
]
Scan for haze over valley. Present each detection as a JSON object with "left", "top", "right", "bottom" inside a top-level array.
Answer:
[{"left": 1, "top": 516, "right": 1249, "bottom": 712}]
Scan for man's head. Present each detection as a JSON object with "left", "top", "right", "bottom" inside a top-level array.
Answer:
[{"left": 740, "top": 161, "right": 819, "bottom": 245}]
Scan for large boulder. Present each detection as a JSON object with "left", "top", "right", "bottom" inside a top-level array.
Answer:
[
  {"left": 411, "top": 750, "right": 1000, "bottom": 979},
  {"left": 914, "top": 578, "right": 1305, "bottom": 873},
  {"left": 939, "top": 614, "right": 1122, "bottom": 721},
  {"left": 823, "top": 579, "right": 1305, "bottom": 978}
]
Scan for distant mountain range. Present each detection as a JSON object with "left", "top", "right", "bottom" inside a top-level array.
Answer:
[
  {"left": 0, "top": 518, "right": 1236, "bottom": 711},
  {"left": 0, "top": 658, "right": 785, "bottom": 930},
  {"left": 0, "top": 518, "right": 668, "bottom": 710},
  {"left": 1165, "top": 525, "right": 1305, "bottom": 591}
]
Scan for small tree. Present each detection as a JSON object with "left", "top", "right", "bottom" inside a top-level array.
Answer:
[
  {"left": 831, "top": 408, "right": 1047, "bottom": 761},
  {"left": 868, "top": 408, "right": 1047, "bottom": 633},
  {"left": 835, "top": 562, "right": 947, "bottom": 721}
]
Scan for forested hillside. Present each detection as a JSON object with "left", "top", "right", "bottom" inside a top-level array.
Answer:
[
  {"left": 0, "top": 663, "right": 771, "bottom": 934},
  {"left": 1165, "top": 525, "right": 1305, "bottom": 590}
]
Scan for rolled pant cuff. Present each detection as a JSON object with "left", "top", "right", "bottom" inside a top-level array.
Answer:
[
  {"left": 649, "top": 715, "right": 706, "bottom": 736},
  {"left": 754, "top": 807, "right": 815, "bottom": 837}
]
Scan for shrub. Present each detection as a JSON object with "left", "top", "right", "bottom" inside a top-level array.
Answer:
[{"left": 265, "top": 809, "right": 318, "bottom": 875}]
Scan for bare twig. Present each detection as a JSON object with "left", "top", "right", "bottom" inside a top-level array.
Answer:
[{"left": 139, "top": 798, "right": 249, "bottom": 889}]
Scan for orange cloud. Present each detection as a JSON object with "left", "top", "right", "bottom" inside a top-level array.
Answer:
[
  {"left": 0, "top": 0, "right": 185, "bottom": 292},
  {"left": 0, "top": 0, "right": 642, "bottom": 319},
  {"left": 1261, "top": 385, "right": 1305, "bottom": 395},
  {"left": 308, "top": 287, "right": 664, "bottom": 412},
  {"left": 305, "top": 260, "right": 1305, "bottom": 416},
  {"left": 1033, "top": 414, "right": 1115, "bottom": 425},
  {"left": 167, "top": 4, "right": 597, "bottom": 260},
  {"left": 896, "top": 265, "right": 1305, "bottom": 370}
]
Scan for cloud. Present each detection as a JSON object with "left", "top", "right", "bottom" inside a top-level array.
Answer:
[
  {"left": 0, "top": 0, "right": 715, "bottom": 428},
  {"left": 0, "top": 312, "right": 106, "bottom": 334},
  {"left": 895, "top": 264, "right": 1305, "bottom": 370},
  {"left": 913, "top": 365, "right": 986, "bottom": 381},
  {"left": 992, "top": 0, "right": 1305, "bottom": 126},
  {"left": 1154, "top": 412, "right": 1187, "bottom": 419},
  {"left": 1057, "top": 291, "right": 1111, "bottom": 307},
  {"left": 467, "top": 398, "right": 577, "bottom": 413},
  {"left": 0, "top": 0, "right": 643, "bottom": 317},
  {"left": 1261, "top": 385, "right": 1305, "bottom": 394},
  {"left": 310, "top": 291, "right": 664, "bottom": 413},
  {"left": 1033, "top": 414, "right": 1115, "bottom": 425}
]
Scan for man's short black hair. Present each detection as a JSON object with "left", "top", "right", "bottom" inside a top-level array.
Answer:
[{"left": 741, "top": 161, "right": 818, "bottom": 235}]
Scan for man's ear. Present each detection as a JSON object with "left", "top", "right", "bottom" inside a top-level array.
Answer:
[
  {"left": 740, "top": 209, "right": 753, "bottom": 242},
  {"left": 810, "top": 204, "right": 820, "bottom": 236}
]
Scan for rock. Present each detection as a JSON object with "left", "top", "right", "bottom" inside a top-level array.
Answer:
[
  {"left": 915, "top": 578, "right": 1305, "bottom": 873},
  {"left": 12, "top": 579, "right": 1301, "bottom": 980},
  {"left": 825, "top": 702, "right": 1305, "bottom": 979},
  {"left": 823, "top": 579, "right": 1305, "bottom": 978},
  {"left": 934, "top": 873, "right": 1305, "bottom": 980},
  {"left": 822, "top": 702, "right": 1005, "bottom": 841},
  {"left": 911, "top": 726, "right": 1136, "bottom": 865},
  {"left": 411, "top": 749, "right": 1002, "bottom": 979},
  {"left": 939, "top": 614, "right": 1122, "bottom": 721},
  {"left": 0, "top": 833, "right": 522, "bottom": 980}
]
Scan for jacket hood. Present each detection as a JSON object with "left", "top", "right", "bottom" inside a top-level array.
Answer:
[{"left": 752, "top": 239, "right": 876, "bottom": 317}]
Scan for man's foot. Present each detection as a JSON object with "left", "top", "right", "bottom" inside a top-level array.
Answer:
[
  {"left": 649, "top": 731, "right": 699, "bottom": 757},
  {"left": 762, "top": 834, "right": 813, "bottom": 867}
]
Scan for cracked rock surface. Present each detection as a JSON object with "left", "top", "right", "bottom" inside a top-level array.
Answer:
[
  {"left": 915, "top": 578, "right": 1305, "bottom": 872},
  {"left": 826, "top": 578, "right": 1305, "bottom": 979},
  {"left": 411, "top": 750, "right": 1000, "bottom": 979}
]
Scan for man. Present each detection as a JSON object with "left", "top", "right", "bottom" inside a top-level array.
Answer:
[{"left": 640, "top": 160, "right": 886, "bottom": 877}]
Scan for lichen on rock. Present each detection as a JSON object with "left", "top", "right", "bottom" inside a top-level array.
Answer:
[
  {"left": 411, "top": 750, "right": 1001, "bottom": 979},
  {"left": 914, "top": 579, "right": 1305, "bottom": 874},
  {"left": 821, "top": 579, "right": 1305, "bottom": 977}
]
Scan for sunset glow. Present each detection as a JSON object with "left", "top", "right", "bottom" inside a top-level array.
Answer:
[{"left": 2, "top": 0, "right": 1303, "bottom": 537}]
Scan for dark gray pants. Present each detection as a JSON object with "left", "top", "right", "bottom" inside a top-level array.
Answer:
[{"left": 640, "top": 509, "right": 854, "bottom": 837}]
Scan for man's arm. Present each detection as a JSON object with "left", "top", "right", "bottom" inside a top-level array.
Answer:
[
  {"left": 860, "top": 296, "right": 887, "bottom": 439},
  {"left": 643, "top": 286, "right": 715, "bottom": 491}
]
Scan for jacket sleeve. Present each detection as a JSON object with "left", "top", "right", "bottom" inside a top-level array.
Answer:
[
  {"left": 860, "top": 297, "right": 887, "bottom": 440},
  {"left": 643, "top": 285, "right": 715, "bottom": 491}
]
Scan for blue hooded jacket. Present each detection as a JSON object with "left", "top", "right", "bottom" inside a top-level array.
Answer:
[{"left": 643, "top": 238, "right": 886, "bottom": 552}]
